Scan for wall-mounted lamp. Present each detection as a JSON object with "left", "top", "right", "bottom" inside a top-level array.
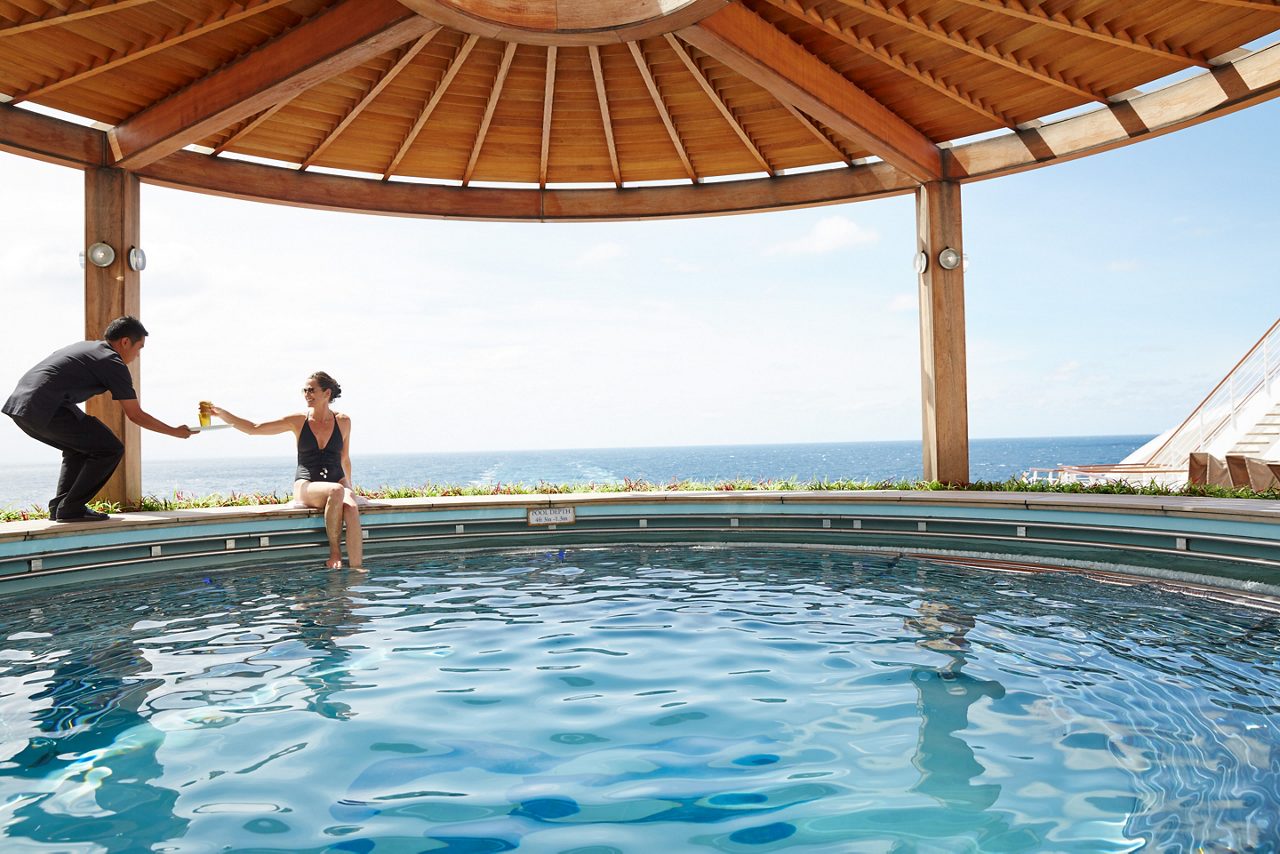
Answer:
[
  {"left": 128, "top": 247, "right": 147, "bottom": 272},
  {"left": 86, "top": 242, "right": 116, "bottom": 268},
  {"left": 912, "top": 251, "right": 928, "bottom": 274},
  {"left": 937, "top": 247, "right": 962, "bottom": 270}
]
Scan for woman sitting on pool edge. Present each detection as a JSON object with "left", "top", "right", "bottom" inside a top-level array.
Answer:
[{"left": 207, "top": 372, "right": 363, "bottom": 570}]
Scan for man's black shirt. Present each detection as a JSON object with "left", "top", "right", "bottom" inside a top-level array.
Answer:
[{"left": 3, "top": 340, "right": 137, "bottom": 426}]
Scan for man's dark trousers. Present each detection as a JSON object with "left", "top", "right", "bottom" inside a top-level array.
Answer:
[{"left": 9, "top": 408, "right": 123, "bottom": 516}]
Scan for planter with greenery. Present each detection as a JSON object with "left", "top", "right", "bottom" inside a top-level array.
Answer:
[{"left": 3, "top": 478, "right": 1277, "bottom": 523}]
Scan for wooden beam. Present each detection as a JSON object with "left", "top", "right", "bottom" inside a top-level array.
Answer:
[
  {"left": 665, "top": 34, "right": 774, "bottom": 175},
  {"left": 679, "top": 2, "right": 943, "bottom": 182},
  {"left": 628, "top": 40, "right": 699, "bottom": 183},
  {"left": 108, "top": 0, "right": 435, "bottom": 170},
  {"left": 83, "top": 167, "right": 142, "bottom": 508},
  {"left": 463, "top": 41, "right": 518, "bottom": 185},
  {"left": 588, "top": 45, "right": 622, "bottom": 187},
  {"left": 383, "top": 34, "right": 478, "bottom": 179},
  {"left": 395, "top": 0, "right": 732, "bottom": 46},
  {"left": 540, "top": 46, "right": 557, "bottom": 187},
  {"left": 138, "top": 148, "right": 915, "bottom": 219},
  {"left": 0, "top": 0, "right": 155, "bottom": 39},
  {"left": 948, "top": 43, "right": 1280, "bottom": 180},
  {"left": 916, "top": 180, "right": 968, "bottom": 485},
  {"left": 947, "top": 0, "right": 1211, "bottom": 67},
  {"left": 760, "top": 0, "right": 1017, "bottom": 128},
  {"left": 830, "top": 0, "right": 1108, "bottom": 103},
  {"left": 0, "top": 103, "right": 106, "bottom": 167},
  {"left": 11, "top": 0, "right": 298, "bottom": 104},
  {"left": 1192, "top": 0, "right": 1280, "bottom": 9},
  {"left": 302, "top": 28, "right": 441, "bottom": 170}
]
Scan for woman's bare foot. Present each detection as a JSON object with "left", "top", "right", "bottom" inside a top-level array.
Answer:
[
  {"left": 326, "top": 556, "right": 343, "bottom": 569},
  {"left": 348, "top": 565, "right": 367, "bottom": 573}
]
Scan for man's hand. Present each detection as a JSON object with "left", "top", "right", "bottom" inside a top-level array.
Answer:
[{"left": 120, "top": 399, "right": 196, "bottom": 438}]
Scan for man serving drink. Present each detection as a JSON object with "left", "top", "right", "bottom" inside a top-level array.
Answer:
[{"left": 3, "top": 316, "right": 193, "bottom": 522}]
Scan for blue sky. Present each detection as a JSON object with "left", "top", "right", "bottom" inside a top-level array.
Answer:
[{"left": 1, "top": 97, "right": 1278, "bottom": 466}]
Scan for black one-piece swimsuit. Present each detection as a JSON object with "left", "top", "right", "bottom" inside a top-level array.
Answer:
[{"left": 295, "top": 419, "right": 345, "bottom": 483}]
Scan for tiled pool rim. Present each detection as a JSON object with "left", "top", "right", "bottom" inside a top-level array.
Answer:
[{"left": 2, "top": 491, "right": 1279, "bottom": 602}]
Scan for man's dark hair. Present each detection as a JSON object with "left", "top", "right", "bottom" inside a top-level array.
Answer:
[{"left": 104, "top": 316, "right": 148, "bottom": 343}]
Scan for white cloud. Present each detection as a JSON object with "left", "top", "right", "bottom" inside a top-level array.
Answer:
[
  {"left": 1106, "top": 259, "right": 1141, "bottom": 272},
  {"left": 765, "top": 216, "right": 880, "bottom": 255}
]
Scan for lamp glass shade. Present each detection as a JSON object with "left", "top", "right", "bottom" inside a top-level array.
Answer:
[
  {"left": 87, "top": 242, "right": 115, "bottom": 267},
  {"left": 128, "top": 247, "right": 147, "bottom": 272},
  {"left": 938, "top": 247, "right": 961, "bottom": 270}
]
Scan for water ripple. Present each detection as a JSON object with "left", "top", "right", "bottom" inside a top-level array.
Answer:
[{"left": 0, "top": 547, "right": 1277, "bottom": 851}]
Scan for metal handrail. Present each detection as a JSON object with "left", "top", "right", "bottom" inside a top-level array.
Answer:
[{"left": 1141, "top": 317, "right": 1280, "bottom": 469}]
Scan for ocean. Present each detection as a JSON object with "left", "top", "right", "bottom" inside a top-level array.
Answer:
[{"left": 0, "top": 435, "right": 1151, "bottom": 510}]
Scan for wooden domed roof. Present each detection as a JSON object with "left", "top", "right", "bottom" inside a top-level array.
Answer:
[{"left": 2, "top": 0, "right": 1278, "bottom": 219}]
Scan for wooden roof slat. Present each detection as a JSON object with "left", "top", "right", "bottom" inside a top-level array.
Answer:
[
  {"left": 680, "top": 2, "right": 942, "bottom": 181},
  {"left": 778, "top": 100, "right": 856, "bottom": 163},
  {"left": 762, "top": 0, "right": 1017, "bottom": 128},
  {"left": 0, "top": 0, "right": 157, "bottom": 39},
  {"left": 588, "top": 44, "right": 622, "bottom": 186},
  {"left": 829, "top": 0, "right": 1110, "bottom": 104},
  {"left": 108, "top": 0, "right": 434, "bottom": 169},
  {"left": 212, "top": 98, "right": 293, "bottom": 155},
  {"left": 947, "top": 0, "right": 1211, "bottom": 67},
  {"left": 11, "top": 0, "right": 300, "bottom": 105},
  {"left": 462, "top": 40, "right": 517, "bottom": 185},
  {"left": 628, "top": 39, "right": 699, "bottom": 183},
  {"left": 539, "top": 44, "right": 555, "bottom": 187},
  {"left": 664, "top": 33, "right": 773, "bottom": 175},
  {"left": 382, "top": 32, "right": 478, "bottom": 179},
  {"left": 302, "top": 27, "right": 441, "bottom": 170}
]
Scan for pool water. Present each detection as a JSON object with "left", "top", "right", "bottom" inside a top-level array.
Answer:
[{"left": 0, "top": 547, "right": 1277, "bottom": 852}]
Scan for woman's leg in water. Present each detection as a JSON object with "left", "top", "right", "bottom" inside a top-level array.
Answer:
[
  {"left": 296, "top": 480, "right": 346, "bottom": 568},
  {"left": 341, "top": 488, "right": 363, "bottom": 569}
]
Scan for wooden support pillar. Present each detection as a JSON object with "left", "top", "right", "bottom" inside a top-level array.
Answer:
[
  {"left": 84, "top": 167, "right": 142, "bottom": 508},
  {"left": 916, "top": 180, "right": 970, "bottom": 484}
]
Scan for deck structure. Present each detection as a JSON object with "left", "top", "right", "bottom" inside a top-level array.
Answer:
[{"left": 2, "top": 0, "right": 1279, "bottom": 502}]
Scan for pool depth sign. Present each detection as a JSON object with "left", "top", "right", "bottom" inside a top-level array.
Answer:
[{"left": 528, "top": 507, "right": 576, "bottom": 526}]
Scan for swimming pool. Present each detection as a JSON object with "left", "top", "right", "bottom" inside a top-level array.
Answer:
[{"left": 0, "top": 546, "right": 1276, "bottom": 851}]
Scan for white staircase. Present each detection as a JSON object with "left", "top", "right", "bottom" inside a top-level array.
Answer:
[
  {"left": 1228, "top": 401, "right": 1280, "bottom": 458},
  {"left": 1130, "top": 316, "right": 1280, "bottom": 473},
  {"left": 1025, "top": 317, "right": 1280, "bottom": 486}
]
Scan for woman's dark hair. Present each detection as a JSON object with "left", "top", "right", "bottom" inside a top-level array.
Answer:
[
  {"left": 310, "top": 371, "right": 341, "bottom": 401},
  {"left": 104, "top": 315, "right": 148, "bottom": 343}
]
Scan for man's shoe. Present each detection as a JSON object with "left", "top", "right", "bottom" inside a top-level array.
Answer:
[
  {"left": 47, "top": 499, "right": 60, "bottom": 519},
  {"left": 55, "top": 507, "right": 110, "bottom": 523}
]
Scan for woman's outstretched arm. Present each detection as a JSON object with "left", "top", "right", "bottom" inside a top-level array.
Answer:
[{"left": 209, "top": 405, "right": 301, "bottom": 436}]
